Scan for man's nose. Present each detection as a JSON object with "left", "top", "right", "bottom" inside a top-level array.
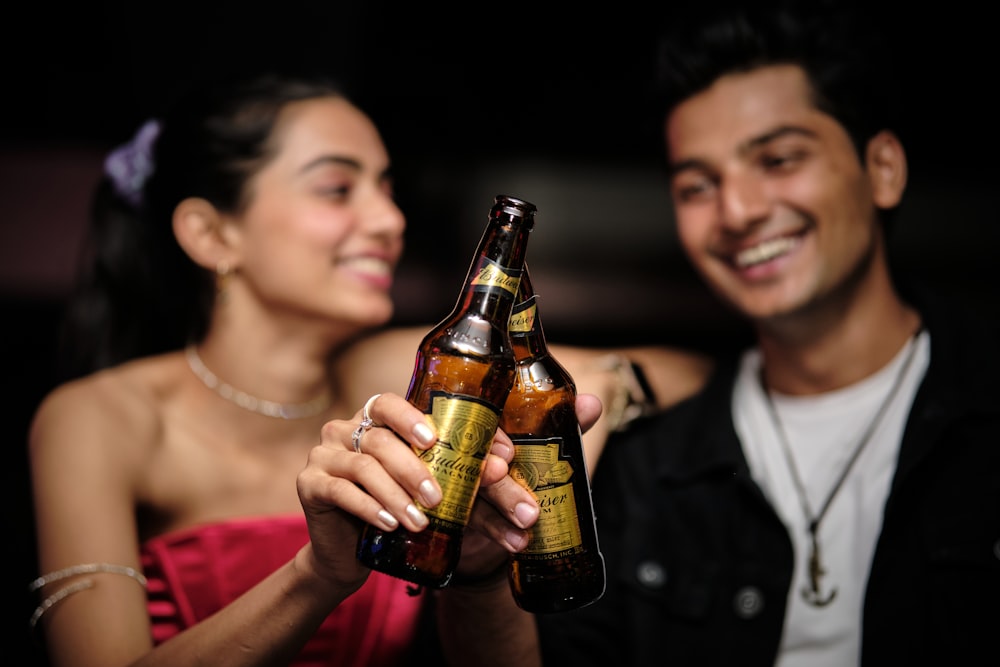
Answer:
[{"left": 718, "top": 171, "right": 770, "bottom": 231}]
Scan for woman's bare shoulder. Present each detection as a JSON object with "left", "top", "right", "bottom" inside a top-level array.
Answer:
[
  {"left": 332, "top": 325, "right": 430, "bottom": 405},
  {"left": 29, "top": 354, "right": 176, "bottom": 462}
]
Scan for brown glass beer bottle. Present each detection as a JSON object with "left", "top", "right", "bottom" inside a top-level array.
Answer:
[
  {"left": 502, "top": 265, "right": 606, "bottom": 612},
  {"left": 356, "top": 194, "right": 536, "bottom": 588}
]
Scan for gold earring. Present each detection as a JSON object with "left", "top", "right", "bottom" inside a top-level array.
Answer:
[{"left": 216, "top": 260, "right": 232, "bottom": 305}]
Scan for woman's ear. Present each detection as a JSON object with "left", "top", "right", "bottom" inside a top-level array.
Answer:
[
  {"left": 172, "top": 197, "right": 237, "bottom": 270},
  {"left": 866, "top": 130, "right": 908, "bottom": 209}
]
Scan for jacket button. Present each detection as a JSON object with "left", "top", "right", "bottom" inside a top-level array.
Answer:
[
  {"left": 635, "top": 560, "right": 667, "bottom": 589},
  {"left": 733, "top": 586, "right": 764, "bottom": 619}
]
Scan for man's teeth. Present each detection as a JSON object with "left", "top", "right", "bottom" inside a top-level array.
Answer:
[{"left": 735, "top": 237, "right": 798, "bottom": 268}]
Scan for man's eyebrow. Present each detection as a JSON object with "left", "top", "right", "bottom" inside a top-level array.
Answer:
[
  {"left": 739, "top": 125, "right": 818, "bottom": 154},
  {"left": 668, "top": 158, "right": 708, "bottom": 177},
  {"left": 668, "top": 125, "right": 820, "bottom": 177}
]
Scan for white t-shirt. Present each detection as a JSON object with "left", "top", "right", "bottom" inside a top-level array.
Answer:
[{"left": 732, "top": 331, "right": 930, "bottom": 667}]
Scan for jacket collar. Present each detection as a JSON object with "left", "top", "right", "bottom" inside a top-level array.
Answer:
[{"left": 649, "top": 284, "right": 1000, "bottom": 484}]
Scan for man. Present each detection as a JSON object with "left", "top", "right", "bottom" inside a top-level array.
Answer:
[{"left": 536, "top": 2, "right": 1000, "bottom": 665}]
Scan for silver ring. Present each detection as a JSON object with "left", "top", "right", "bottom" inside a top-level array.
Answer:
[
  {"left": 363, "top": 393, "right": 381, "bottom": 424},
  {"left": 352, "top": 394, "right": 382, "bottom": 454}
]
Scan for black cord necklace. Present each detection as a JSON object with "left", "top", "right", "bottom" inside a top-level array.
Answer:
[{"left": 760, "top": 331, "right": 921, "bottom": 607}]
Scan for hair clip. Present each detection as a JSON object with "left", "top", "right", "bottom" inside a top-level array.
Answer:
[{"left": 104, "top": 118, "right": 162, "bottom": 207}]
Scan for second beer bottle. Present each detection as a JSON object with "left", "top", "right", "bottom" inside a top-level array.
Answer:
[
  {"left": 502, "top": 265, "right": 606, "bottom": 612},
  {"left": 356, "top": 194, "right": 536, "bottom": 588}
]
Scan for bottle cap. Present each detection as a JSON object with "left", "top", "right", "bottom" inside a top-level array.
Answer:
[{"left": 493, "top": 194, "right": 537, "bottom": 219}]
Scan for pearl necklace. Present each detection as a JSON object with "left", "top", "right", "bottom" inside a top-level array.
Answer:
[{"left": 185, "top": 345, "right": 331, "bottom": 420}]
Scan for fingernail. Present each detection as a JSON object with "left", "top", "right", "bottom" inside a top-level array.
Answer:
[
  {"left": 514, "top": 501, "right": 539, "bottom": 528},
  {"left": 378, "top": 509, "right": 398, "bottom": 528},
  {"left": 505, "top": 529, "right": 528, "bottom": 551},
  {"left": 413, "top": 421, "right": 435, "bottom": 446},
  {"left": 419, "top": 479, "right": 441, "bottom": 506},
  {"left": 406, "top": 503, "right": 428, "bottom": 528},
  {"left": 491, "top": 440, "right": 512, "bottom": 460}
]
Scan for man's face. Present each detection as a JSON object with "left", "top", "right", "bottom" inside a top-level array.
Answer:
[{"left": 664, "top": 64, "right": 884, "bottom": 324}]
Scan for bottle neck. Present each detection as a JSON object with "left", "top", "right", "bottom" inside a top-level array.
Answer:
[
  {"left": 456, "top": 220, "right": 531, "bottom": 321},
  {"left": 509, "top": 293, "right": 548, "bottom": 360}
]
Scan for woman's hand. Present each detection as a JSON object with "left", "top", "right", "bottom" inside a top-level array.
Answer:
[
  {"left": 455, "top": 393, "right": 603, "bottom": 579},
  {"left": 296, "top": 392, "right": 602, "bottom": 586},
  {"left": 296, "top": 392, "right": 437, "bottom": 588}
]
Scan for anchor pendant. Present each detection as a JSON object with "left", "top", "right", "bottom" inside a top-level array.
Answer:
[{"left": 801, "top": 534, "right": 837, "bottom": 607}]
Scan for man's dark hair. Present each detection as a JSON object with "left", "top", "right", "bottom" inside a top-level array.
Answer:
[{"left": 655, "top": 0, "right": 901, "bottom": 159}]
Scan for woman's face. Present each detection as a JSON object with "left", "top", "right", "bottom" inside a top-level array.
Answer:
[{"left": 227, "top": 96, "right": 406, "bottom": 334}]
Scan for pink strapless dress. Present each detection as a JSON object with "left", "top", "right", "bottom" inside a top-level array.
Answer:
[{"left": 140, "top": 514, "right": 426, "bottom": 666}]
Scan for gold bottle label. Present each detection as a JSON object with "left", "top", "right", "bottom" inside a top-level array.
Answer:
[
  {"left": 471, "top": 259, "right": 521, "bottom": 297},
  {"left": 508, "top": 298, "right": 537, "bottom": 334},
  {"left": 418, "top": 392, "right": 500, "bottom": 526},
  {"left": 511, "top": 437, "right": 583, "bottom": 554}
]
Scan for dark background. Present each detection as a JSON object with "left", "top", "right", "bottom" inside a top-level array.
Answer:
[
  {"left": 3, "top": 2, "right": 997, "bottom": 663},
  {"left": 4, "top": 2, "right": 997, "bottom": 340}
]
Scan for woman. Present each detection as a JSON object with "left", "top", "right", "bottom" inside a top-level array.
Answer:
[{"left": 28, "top": 72, "right": 710, "bottom": 667}]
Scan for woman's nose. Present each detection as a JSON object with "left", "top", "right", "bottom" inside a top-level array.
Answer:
[{"left": 367, "top": 190, "right": 406, "bottom": 237}]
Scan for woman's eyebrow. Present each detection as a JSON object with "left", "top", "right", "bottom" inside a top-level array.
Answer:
[{"left": 299, "top": 154, "right": 362, "bottom": 174}]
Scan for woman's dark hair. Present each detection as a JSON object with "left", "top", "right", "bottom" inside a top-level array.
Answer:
[
  {"left": 655, "top": 0, "right": 901, "bottom": 160},
  {"left": 57, "top": 73, "right": 347, "bottom": 381}
]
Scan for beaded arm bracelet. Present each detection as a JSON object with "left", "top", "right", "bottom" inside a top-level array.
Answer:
[
  {"left": 590, "top": 354, "right": 659, "bottom": 433},
  {"left": 29, "top": 562, "right": 148, "bottom": 630}
]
